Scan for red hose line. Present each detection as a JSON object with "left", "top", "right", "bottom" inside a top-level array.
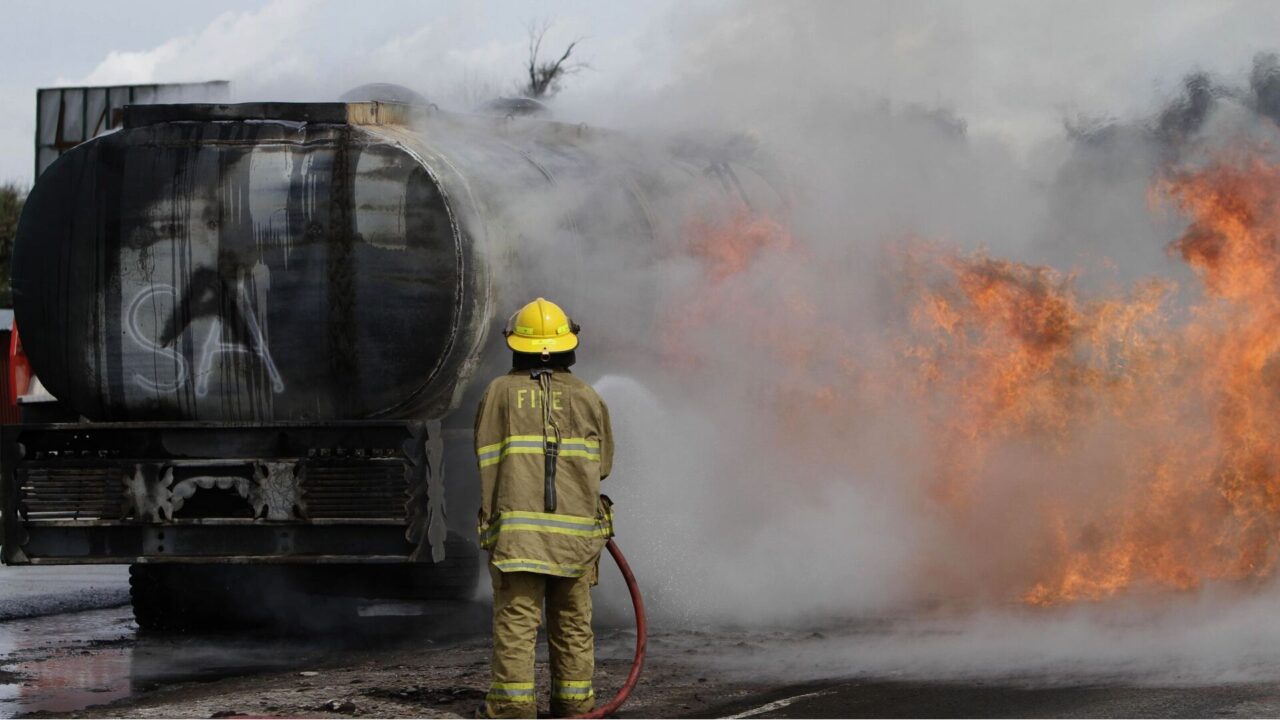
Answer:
[{"left": 578, "top": 539, "right": 647, "bottom": 718}]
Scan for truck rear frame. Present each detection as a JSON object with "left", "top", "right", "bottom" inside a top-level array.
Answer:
[{"left": 0, "top": 420, "right": 446, "bottom": 565}]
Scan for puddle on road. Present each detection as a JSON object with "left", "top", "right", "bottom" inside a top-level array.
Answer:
[
  {"left": 0, "top": 647, "right": 133, "bottom": 716},
  {"left": 0, "top": 600, "right": 485, "bottom": 717},
  {"left": 0, "top": 611, "right": 332, "bottom": 716},
  {"left": 0, "top": 606, "right": 134, "bottom": 716},
  {"left": 0, "top": 605, "right": 314, "bottom": 717}
]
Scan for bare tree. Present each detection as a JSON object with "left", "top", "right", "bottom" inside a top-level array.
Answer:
[
  {"left": 523, "top": 20, "right": 586, "bottom": 99},
  {"left": 0, "top": 183, "right": 27, "bottom": 307}
]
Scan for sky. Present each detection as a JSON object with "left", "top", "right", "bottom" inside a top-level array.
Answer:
[
  {"left": 0, "top": 0, "right": 681, "bottom": 184},
  {"left": 4, "top": 1, "right": 1280, "bottom": 184}
]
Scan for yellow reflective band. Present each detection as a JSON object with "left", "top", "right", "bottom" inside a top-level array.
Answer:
[
  {"left": 478, "top": 446, "right": 541, "bottom": 468},
  {"left": 487, "top": 681, "right": 536, "bottom": 703},
  {"left": 481, "top": 522, "right": 604, "bottom": 546},
  {"left": 479, "top": 436, "right": 599, "bottom": 453},
  {"left": 553, "top": 689, "right": 595, "bottom": 700},
  {"left": 554, "top": 680, "right": 593, "bottom": 688},
  {"left": 477, "top": 436, "right": 601, "bottom": 469},
  {"left": 480, "top": 511, "right": 612, "bottom": 548},
  {"left": 556, "top": 323, "right": 570, "bottom": 335},
  {"left": 486, "top": 693, "right": 536, "bottom": 703},
  {"left": 498, "top": 510, "right": 599, "bottom": 526},
  {"left": 477, "top": 435, "right": 545, "bottom": 455},
  {"left": 493, "top": 558, "right": 591, "bottom": 577}
]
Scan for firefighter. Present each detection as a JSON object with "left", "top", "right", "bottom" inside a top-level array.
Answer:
[{"left": 475, "top": 297, "right": 614, "bottom": 719}]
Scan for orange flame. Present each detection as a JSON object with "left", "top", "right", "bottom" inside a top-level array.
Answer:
[
  {"left": 1021, "top": 152, "right": 1280, "bottom": 605},
  {"left": 668, "top": 145, "right": 1280, "bottom": 607}
]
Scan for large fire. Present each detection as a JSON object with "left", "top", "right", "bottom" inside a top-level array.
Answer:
[{"left": 669, "top": 146, "right": 1280, "bottom": 607}]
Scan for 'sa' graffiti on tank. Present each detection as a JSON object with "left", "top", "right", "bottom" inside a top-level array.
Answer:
[{"left": 125, "top": 281, "right": 286, "bottom": 397}]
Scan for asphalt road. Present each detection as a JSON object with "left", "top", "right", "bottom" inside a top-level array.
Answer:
[
  {"left": 709, "top": 680, "right": 1280, "bottom": 718},
  {"left": 0, "top": 567, "right": 129, "bottom": 622},
  {"left": 5, "top": 568, "right": 1280, "bottom": 718},
  {"left": 0, "top": 566, "right": 359, "bottom": 717},
  {"left": 0, "top": 567, "right": 492, "bottom": 718}
]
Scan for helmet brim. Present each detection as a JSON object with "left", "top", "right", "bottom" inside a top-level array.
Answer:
[{"left": 507, "top": 333, "right": 579, "bottom": 354}]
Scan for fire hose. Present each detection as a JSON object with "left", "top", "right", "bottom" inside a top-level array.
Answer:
[{"left": 577, "top": 538, "right": 647, "bottom": 718}]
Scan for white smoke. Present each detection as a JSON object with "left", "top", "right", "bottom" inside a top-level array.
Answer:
[
  {"left": 562, "top": 1, "right": 1280, "bottom": 684},
  {"left": 34, "top": 0, "right": 1280, "bottom": 684}
]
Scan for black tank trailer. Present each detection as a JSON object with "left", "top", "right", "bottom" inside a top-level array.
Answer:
[{"left": 2, "top": 101, "right": 783, "bottom": 629}]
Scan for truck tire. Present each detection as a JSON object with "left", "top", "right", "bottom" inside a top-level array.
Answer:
[
  {"left": 303, "top": 533, "right": 482, "bottom": 602},
  {"left": 129, "top": 535, "right": 478, "bottom": 632},
  {"left": 410, "top": 532, "right": 482, "bottom": 601},
  {"left": 129, "top": 564, "right": 184, "bottom": 632},
  {"left": 130, "top": 564, "right": 246, "bottom": 632},
  {"left": 130, "top": 564, "right": 359, "bottom": 633}
]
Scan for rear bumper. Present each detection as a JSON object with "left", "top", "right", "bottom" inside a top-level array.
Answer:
[
  {"left": 16, "top": 520, "right": 416, "bottom": 564},
  {"left": 1, "top": 421, "right": 446, "bottom": 565}
]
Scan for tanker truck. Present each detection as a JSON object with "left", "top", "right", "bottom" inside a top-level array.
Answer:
[{"left": 1, "top": 99, "right": 781, "bottom": 630}]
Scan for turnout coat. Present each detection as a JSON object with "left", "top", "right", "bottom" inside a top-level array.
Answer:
[{"left": 474, "top": 368, "right": 614, "bottom": 578}]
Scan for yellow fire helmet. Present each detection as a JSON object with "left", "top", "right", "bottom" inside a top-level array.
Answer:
[{"left": 504, "top": 297, "right": 580, "bottom": 355}]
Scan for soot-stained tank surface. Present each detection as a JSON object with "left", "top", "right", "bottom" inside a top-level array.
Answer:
[
  {"left": 13, "top": 104, "right": 464, "bottom": 422},
  {"left": 13, "top": 101, "right": 785, "bottom": 425}
]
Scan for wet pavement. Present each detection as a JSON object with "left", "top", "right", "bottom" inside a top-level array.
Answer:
[
  {"left": 708, "top": 680, "right": 1280, "bottom": 718},
  {"left": 0, "top": 566, "right": 489, "bottom": 718},
  {"left": 0, "top": 606, "right": 133, "bottom": 716},
  {"left": 0, "top": 567, "right": 131, "bottom": 716},
  {"left": 7, "top": 568, "right": 1280, "bottom": 717}
]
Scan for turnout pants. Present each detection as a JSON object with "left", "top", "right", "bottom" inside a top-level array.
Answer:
[{"left": 484, "top": 569, "right": 596, "bottom": 719}]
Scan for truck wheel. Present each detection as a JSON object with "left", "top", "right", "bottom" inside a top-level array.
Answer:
[
  {"left": 129, "top": 564, "right": 240, "bottom": 632},
  {"left": 390, "top": 532, "right": 481, "bottom": 601},
  {"left": 129, "top": 564, "right": 259, "bottom": 632},
  {"left": 131, "top": 564, "right": 359, "bottom": 633},
  {"left": 129, "top": 564, "right": 183, "bottom": 632},
  {"left": 412, "top": 532, "right": 481, "bottom": 601},
  {"left": 305, "top": 533, "right": 481, "bottom": 603}
]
